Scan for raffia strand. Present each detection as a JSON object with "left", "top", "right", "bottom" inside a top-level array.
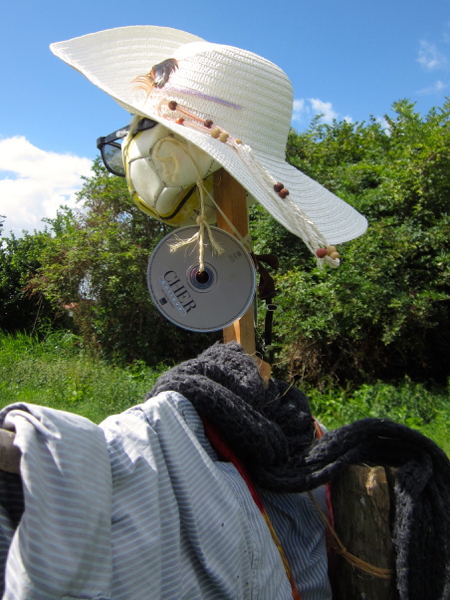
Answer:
[{"left": 153, "top": 136, "right": 224, "bottom": 271}]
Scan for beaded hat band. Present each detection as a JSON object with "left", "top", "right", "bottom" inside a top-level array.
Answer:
[{"left": 50, "top": 26, "right": 368, "bottom": 260}]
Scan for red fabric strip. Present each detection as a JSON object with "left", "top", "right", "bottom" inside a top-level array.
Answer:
[{"left": 200, "top": 416, "right": 302, "bottom": 600}]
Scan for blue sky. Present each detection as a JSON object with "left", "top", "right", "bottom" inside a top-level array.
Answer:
[{"left": 1, "top": 0, "right": 449, "bottom": 237}]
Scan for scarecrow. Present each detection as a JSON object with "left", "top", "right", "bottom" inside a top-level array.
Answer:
[{"left": 0, "top": 26, "right": 449, "bottom": 600}]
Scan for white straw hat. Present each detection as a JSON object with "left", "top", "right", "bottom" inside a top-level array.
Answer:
[{"left": 51, "top": 26, "right": 367, "bottom": 254}]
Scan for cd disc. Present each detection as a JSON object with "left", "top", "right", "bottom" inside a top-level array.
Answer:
[{"left": 147, "top": 226, "right": 256, "bottom": 332}]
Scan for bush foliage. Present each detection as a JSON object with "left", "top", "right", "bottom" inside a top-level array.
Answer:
[
  {"left": 2, "top": 99, "right": 450, "bottom": 388},
  {"left": 0, "top": 230, "right": 64, "bottom": 334},
  {"left": 253, "top": 100, "right": 450, "bottom": 384},
  {"left": 24, "top": 160, "right": 221, "bottom": 365}
]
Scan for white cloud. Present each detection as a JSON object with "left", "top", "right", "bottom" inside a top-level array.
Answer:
[
  {"left": 293, "top": 99, "right": 305, "bottom": 112},
  {"left": 0, "top": 137, "right": 92, "bottom": 238},
  {"left": 308, "top": 98, "right": 338, "bottom": 124},
  {"left": 417, "top": 41, "right": 448, "bottom": 70},
  {"left": 376, "top": 116, "right": 390, "bottom": 133},
  {"left": 292, "top": 98, "right": 308, "bottom": 122},
  {"left": 416, "top": 79, "right": 448, "bottom": 95},
  {"left": 292, "top": 98, "right": 342, "bottom": 125},
  {"left": 344, "top": 116, "right": 353, "bottom": 123}
]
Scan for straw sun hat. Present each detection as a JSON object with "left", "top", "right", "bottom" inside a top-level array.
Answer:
[{"left": 51, "top": 26, "right": 367, "bottom": 259}]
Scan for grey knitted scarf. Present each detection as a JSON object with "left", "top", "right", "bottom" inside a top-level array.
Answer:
[{"left": 147, "top": 341, "right": 450, "bottom": 600}]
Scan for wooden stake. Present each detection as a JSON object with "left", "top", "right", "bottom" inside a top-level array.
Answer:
[
  {"left": 331, "top": 465, "right": 396, "bottom": 599},
  {"left": 214, "top": 168, "right": 271, "bottom": 385}
]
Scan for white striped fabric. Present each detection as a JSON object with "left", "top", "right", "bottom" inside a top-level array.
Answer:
[{"left": 0, "top": 393, "right": 331, "bottom": 600}]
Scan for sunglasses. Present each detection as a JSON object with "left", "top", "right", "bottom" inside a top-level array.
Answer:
[{"left": 96, "top": 118, "right": 158, "bottom": 177}]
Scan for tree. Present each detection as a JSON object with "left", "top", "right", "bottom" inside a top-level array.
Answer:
[
  {"left": 31, "top": 159, "right": 220, "bottom": 365},
  {"left": 251, "top": 100, "right": 450, "bottom": 385},
  {"left": 0, "top": 229, "right": 62, "bottom": 334}
]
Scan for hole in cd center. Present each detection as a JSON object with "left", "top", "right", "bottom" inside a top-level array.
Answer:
[
  {"left": 187, "top": 263, "right": 218, "bottom": 293},
  {"left": 195, "top": 270, "right": 210, "bottom": 284}
]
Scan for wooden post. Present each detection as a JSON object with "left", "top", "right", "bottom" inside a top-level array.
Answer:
[
  {"left": 214, "top": 168, "right": 271, "bottom": 384},
  {"left": 331, "top": 465, "right": 399, "bottom": 600}
]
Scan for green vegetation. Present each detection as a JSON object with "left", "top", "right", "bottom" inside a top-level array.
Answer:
[
  {"left": 0, "top": 330, "right": 165, "bottom": 424},
  {"left": 253, "top": 99, "right": 450, "bottom": 385},
  {"left": 2, "top": 329, "right": 449, "bottom": 454},
  {"left": 306, "top": 379, "right": 450, "bottom": 455},
  {"left": 1, "top": 99, "right": 450, "bottom": 450},
  {"left": 0, "top": 230, "right": 65, "bottom": 334},
  {"left": 23, "top": 159, "right": 221, "bottom": 366}
]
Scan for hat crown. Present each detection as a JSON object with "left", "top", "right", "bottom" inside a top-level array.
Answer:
[{"left": 135, "top": 41, "right": 294, "bottom": 160}]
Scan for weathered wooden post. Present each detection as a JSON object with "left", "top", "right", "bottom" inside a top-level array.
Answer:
[{"left": 331, "top": 465, "right": 398, "bottom": 600}]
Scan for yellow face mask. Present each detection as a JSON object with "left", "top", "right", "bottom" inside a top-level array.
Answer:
[{"left": 122, "top": 121, "right": 220, "bottom": 226}]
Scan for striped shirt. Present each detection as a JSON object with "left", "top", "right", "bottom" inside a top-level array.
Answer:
[{"left": 0, "top": 392, "right": 331, "bottom": 600}]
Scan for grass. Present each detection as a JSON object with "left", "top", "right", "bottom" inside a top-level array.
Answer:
[
  {"left": 306, "top": 378, "right": 450, "bottom": 456},
  {"left": 1, "top": 330, "right": 449, "bottom": 455},
  {"left": 0, "top": 330, "right": 167, "bottom": 424}
]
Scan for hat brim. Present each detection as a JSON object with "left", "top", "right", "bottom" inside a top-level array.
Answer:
[{"left": 51, "top": 26, "right": 367, "bottom": 245}]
